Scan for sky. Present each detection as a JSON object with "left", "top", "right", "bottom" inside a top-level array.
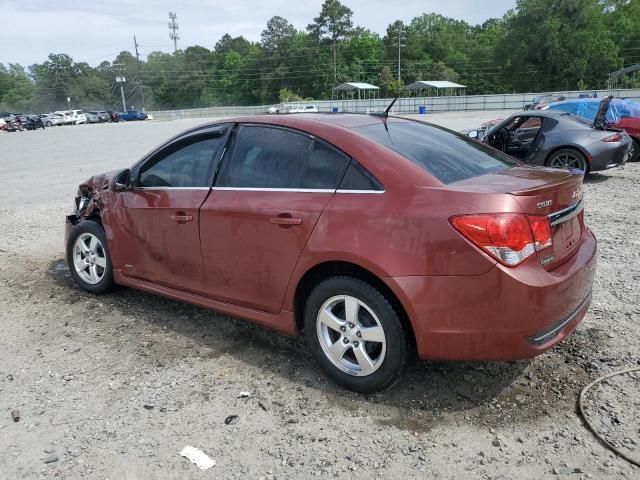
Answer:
[{"left": 0, "top": 0, "right": 516, "bottom": 67}]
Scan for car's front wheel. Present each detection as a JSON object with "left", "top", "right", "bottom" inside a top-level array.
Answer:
[
  {"left": 304, "top": 276, "right": 409, "bottom": 393},
  {"left": 66, "top": 220, "right": 113, "bottom": 294}
]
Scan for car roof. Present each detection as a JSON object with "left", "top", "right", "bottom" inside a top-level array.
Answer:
[{"left": 201, "top": 113, "right": 408, "bottom": 130}]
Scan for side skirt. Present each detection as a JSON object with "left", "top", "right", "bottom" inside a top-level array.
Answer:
[{"left": 113, "top": 270, "right": 298, "bottom": 336}]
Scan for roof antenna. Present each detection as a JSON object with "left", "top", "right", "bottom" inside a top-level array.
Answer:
[{"left": 371, "top": 96, "right": 399, "bottom": 118}]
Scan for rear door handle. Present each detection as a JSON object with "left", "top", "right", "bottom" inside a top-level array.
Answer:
[
  {"left": 171, "top": 213, "right": 193, "bottom": 223},
  {"left": 270, "top": 216, "right": 302, "bottom": 226}
]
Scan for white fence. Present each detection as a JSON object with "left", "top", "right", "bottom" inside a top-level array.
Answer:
[{"left": 148, "top": 88, "right": 640, "bottom": 121}]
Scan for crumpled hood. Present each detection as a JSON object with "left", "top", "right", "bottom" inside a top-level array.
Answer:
[{"left": 80, "top": 169, "right": 121, "bottom": 192}]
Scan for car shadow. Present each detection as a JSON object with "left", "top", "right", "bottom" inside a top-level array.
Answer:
[
  {"left": 584, "top": 172, "right": 611, "bottom": 184},
  {"left": 48, "top": 259, "right": 534, "bottom": 430}
]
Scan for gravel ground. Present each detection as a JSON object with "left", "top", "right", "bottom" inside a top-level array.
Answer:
[{"left": 0, "top": 113, "right": 639, "bottom": 480}]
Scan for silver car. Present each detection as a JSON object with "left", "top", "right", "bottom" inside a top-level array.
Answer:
[{"left": 40, "top": 113, "right": 65, "bottom": 127}]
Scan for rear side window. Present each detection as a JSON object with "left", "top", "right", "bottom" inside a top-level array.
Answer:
[
  {"left": 217, "top": 126, "right": 312, "bottom": 188},
  {"left": 354, "top": 121, "right": 517, "bottom": 184},
  {"left": 300, "top": 141, "right": 349, "bottom": 189},
  {"left": 218, "top": 126, "right": 350, "bottom": 190},
  {"left": 339, "top": 161, "right": 383, "bottom": 191}
]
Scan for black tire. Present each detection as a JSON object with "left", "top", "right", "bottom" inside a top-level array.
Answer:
[
  {"left": 546, "top": 148, "right": 589, "bottom": 174},
  {"left": 66, "top": 220, "right": 114, "bottom": 294},
  {"left": 629, "top": 138, "right": 640, "bottom": 162},
  {"left": 304, "top": 276, "right": 409, "bottom": 393}
]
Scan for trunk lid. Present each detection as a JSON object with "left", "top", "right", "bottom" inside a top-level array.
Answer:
[{"left": 450, "top": 166, "right": 585, "bottom": 270}]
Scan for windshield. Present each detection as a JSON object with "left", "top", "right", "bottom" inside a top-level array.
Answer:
[{"left": 354, "top": 120, "right": 517, "bottom": 184}]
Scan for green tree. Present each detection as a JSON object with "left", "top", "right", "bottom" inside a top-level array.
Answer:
[
  {"left": 307, "top": 0, "right": 354, "bottom": 83},
  {"left": 498, "top": 0, "right": 619, "bottom": 91}
]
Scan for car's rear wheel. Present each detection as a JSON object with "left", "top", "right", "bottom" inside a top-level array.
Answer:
[
  {"left": 66, "top": 220, "right": 113, "bottom": 294},
  {"left": 304, "top": 276, "right": 409, "bottom": 393},
  {"left": 546, "top": 148, "right": 588, "bottom": 174}
]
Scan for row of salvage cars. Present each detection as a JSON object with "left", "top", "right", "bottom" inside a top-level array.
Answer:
[{"left": 464, "top": 96, "right": 638, "bottom": 173}]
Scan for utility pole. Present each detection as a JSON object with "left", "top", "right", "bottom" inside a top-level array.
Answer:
[
  {"left": 168, "top": 12, "right": 180, "bottom": 52},
  {"left": 115, "top": 76, "right": 126, "bottom": 112},
  {"left": 133, "top": 35, "right": 145, "bottom": 111},
  {"left": 395, "top": 25, "right": 406, "bottom": 81},
  {"left": 113, "top": 63, "right": 127, "bottom": 112}
]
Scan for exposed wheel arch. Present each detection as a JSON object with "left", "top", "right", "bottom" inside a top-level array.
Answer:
[{"left": 293, "top": 261, "right": 416, "bottom": 352}]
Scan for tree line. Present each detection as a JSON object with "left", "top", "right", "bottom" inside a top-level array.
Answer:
[{"left": 1, "top": 0, "right": 639, "bottom": 113}]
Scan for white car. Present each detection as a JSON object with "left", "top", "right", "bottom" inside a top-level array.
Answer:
[
  {"left": 54, "top": 111, "right": 75, "bottom": 125},
  {"left": 70, "top": 109, "right": 87, "bottom": 124},
  {"left": 285, "top": 104, "right": 318, "bottom": 114},
  {"left": 268, "top": 104, "right": 318, "bottom": 114}
]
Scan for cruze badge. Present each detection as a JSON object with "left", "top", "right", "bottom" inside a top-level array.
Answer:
[
  {"left": 537, "top": 199, "right": 553, "bottom": 209},
  {"left": 572, "top": 188, "right": 582, "bottom": 200}
]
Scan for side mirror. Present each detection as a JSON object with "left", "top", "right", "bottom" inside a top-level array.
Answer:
[
  {"left": 467, "top": 130, "right": 479, "bottom": 139},
  {"left": 112, "top": 168, "right": 131, "bottom": 192}
]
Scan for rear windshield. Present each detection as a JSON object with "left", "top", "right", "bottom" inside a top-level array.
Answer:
[{"left": 354, "top": 120, "right": 517, "bottom": 184}]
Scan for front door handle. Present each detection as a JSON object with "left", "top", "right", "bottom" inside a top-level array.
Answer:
[
  {"left": 270, "top": 215, "right": 302, "bottom": 226},
  {"left": 171, "top": 213, "right": 193, "bottom": 223}
]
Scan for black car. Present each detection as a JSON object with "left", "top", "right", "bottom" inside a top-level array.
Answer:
[{"left": 107, "top": 111, "right": 120, "bottom": 122}]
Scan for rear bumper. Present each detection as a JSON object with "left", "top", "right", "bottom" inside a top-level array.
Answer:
[
  {"left": 387, "top": 227, "right": 597, "bottom": 361},
  {"left": 589, "top": 140, "right": 631, "bottom": 171}
]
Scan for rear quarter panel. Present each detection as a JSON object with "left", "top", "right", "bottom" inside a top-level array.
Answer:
[{"left": 282, "top": 187, "right": 522, "bottom": 311}]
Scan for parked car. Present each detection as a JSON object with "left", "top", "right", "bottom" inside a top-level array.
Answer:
[
  {"left": 88, "top": 111, "right": 111, "bottom": 123},
  {"left": 547, "top": 97, "right": 640, "bottom": 161},
  {"left": 268, "top": 104, "right": 318, "bottom": 114},
  {"left": 286, "top": 104, "right": 318, "bottom": 113},
  {"left": 524, "top": 95, "right": 566, "bottom": 110},
  {"left": 54, "top": 111, "right": 75, "bottom": 125},
  {"left": 40, "top": 113, "right": 64, "bottom": 127},
  {"left": 470, "top": 105, "right": 631, "bottom": 173},
  {"left": 85, "top": 111, "right": 101, "bottom": 123},
  {"left": 24, "top": 115, "right": 45, "bottom": 130},
  {"left": 107, "top": 111, "right": 120, "bottom": 122},
  {"left": 66, "top": 114, "right": 596, "bottom": 392},
  {"left": 70, "top": 109, "right": 87, "bottom": 124},
  {"left": 119, "top": 110, "right": 147, "bottom": 121}
]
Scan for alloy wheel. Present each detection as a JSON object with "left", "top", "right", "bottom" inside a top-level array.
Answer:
[
  {"left": 72, "top": 233, "right": 107, "bottom": 285},
  {"left": 549, "top": 151, "right": 587, "bottom": 171},
  {"left": 316, "top": 295, "right": 387, "bottom": 377}
]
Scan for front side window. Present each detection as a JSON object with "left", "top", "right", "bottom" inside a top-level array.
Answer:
[{"left": 138, "top": 137, "right": 222, "bottom": 188}]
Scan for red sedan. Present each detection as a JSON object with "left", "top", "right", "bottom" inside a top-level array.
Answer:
[{"left": 65, "top": 114, "right": 596, "bottom": 392}]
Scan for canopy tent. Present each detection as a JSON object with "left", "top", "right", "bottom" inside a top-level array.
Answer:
[
  {"left": 607, "top": 64, "right": 640, "bottom": 90},
  {"left": 331, "top": 82, "right": 381, "bottom": 112},
  {"left": 405, "top": 80, "right": 466, "bottom": 97}
]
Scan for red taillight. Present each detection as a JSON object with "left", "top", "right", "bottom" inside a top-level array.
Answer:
[
  {"left": 526, "top": 215, "right": 553, "bottom": 249},
  {"left": 451, "top": 213, "right": 553, "bottom": 267},
  {"left": 602, "top": 133, "right": 622, "bottom": 143}
]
